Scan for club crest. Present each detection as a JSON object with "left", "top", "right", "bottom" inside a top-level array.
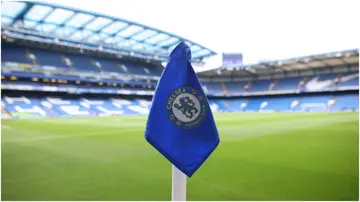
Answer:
[{"left": 166, "top": 86, "right": 207, "bottom": 129}]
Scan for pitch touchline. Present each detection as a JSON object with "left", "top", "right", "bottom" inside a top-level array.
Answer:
[{"left": 3, "top": 128, "right": 140, "bottom": 143}]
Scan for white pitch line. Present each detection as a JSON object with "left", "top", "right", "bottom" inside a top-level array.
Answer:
[
  {"left": 1, "top": 125, "right": 12, "bottom": 129},
  {"left": 3, "top": 128, "right": 140, "bottom": 143}
]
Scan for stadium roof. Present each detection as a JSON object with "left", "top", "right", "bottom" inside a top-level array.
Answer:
[
  {"left": 1, "top": 1, "right": 216, "bottom": 61},
  {"left": 198, "top": 49, "right": 359, "bottom": 77}
]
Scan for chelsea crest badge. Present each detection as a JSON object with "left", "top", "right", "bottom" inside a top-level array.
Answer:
[{"left": 166, "top": 86, "right": 208, "bottom": 129}]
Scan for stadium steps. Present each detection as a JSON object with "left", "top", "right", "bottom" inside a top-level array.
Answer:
[
  {"left": 269, "top": 79, "right": 279, "bottom": 91},
  {"left": 328, "top": 96, "right": 337, "bottom": 110},
  {"left": 49, "top": 107, "right": 62, "bottom": 117},
  {"left": 90, "top": 59, "right": 104, "bottom": 72},
  {"left": 298, "top": 76, "right": 307, "bottom": 91},
  {"left": 25, "top": 49, "right": 38, "bottom": 65},
  {"left": 221, "top": 83, "right": 229, "bottom": 95},
  {"left": 242, "top": 100, "right": 250, "bottom": 111},
  {"left": 89, "top": 108, "right": 99, "bottom": 116},
  {"left": 51, "top": 108, "right": 59, "bottom": 117},
  {"left": 223, "top": 100, "right": 230, "bottom": 109},
  {"left": 333, "top": 73, "right": 342, "bottom": 88},
  {"left": 117, "top": 63, "right": 128, "bottom": 73},
  {"left": 245, "top": 81, "right": 252, "bottom": 92},
  {"left": 1, "top": 107, "right": 11, "bottom": 116},
  {"left": 61, "top": 55, "right": 74, "bottom": 68}
]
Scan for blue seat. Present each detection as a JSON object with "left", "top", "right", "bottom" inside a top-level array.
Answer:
[
  {"left": 2, "top": 44, "right": 30, "bottom": 64},
  {"left": 274, "top": 77, "right": 303, "bottom": 91},
  {"left": 249, "top": 80, "right": 272, "bottom": 92}
]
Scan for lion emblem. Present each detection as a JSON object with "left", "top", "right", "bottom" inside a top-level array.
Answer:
[{"left": 174, "top": 96, "right": 199, "bottom": 119}]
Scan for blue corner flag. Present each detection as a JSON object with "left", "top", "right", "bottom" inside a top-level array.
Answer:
[{"left": 145, "top": 42, "right": 220, "bottom": 177}]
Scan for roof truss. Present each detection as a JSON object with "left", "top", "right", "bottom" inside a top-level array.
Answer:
[{"left": 1, "top": 1, "right": 216, "bottom": 61}]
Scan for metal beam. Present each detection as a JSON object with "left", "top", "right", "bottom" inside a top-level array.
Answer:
[
  {"left": 28, "top": 7, "right": 56, "bottom": 31},
  {"left": 161, "top": 40, "right": 181, "bottom": 49},
  {"left": 10, "top": 3, "right": 34, "bottom": 26},
  {"left": 102, "top": 28, "right": 169, "bottom": 52},
  {"left": 192, "top": 49, "right": 209, "bottom": 56},
  {"left": 81, "top": 21, "right": 115, "bottom": 42},
  {"left": 48, "top": 11, "right": 78, "bottom": 35},
  {"left": 63, "top": 12, "right": 78, "bottom": 25},
  {"left": 15, "top": 18, "right": 57, "bottom": 26},
  {"left": 5, "top": 2, "right": 216, "bottom": 60},
  {"left": 101, "top": 24, "right": 130, "bottom": 41},
  {"left": 192, "top": 52, "right": 215, "bottom": 60},
  {"left": 67, "top": 16, "right": 97, "bottom": 37},
  {"left": 36, "top": 7, "right": 55, "bottom": 24},
  {"left": 139, "top": 32, "right": 158, "bottom": 42},
  {"left": 123, "top": 29, "right": 145, "bottom": 40},
  {"left": 20, "top": 18, "right": 81, "bottom": 36},
  {"left": 94, "top": 20, "right": 114, "bottom": 34},
  {"left": 3, "top": 27, "right": 168, "bottom": 62},
  {"left": 153, "top": 36, "right": 173, "bottom": 46}
]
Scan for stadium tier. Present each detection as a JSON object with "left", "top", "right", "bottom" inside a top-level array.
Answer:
[
  {"left": 2, "top": 43, "right": 163, "bottom": 76},
  {"left": 1, "top": 44, "right": 359, "bottom": 98},
  {"left": 202, "top": 72, "right": 359, "bottom": 95},
  {"left": 2, "top": 93, "right": 358, "bottom": 119},
  {"left": 1, "top": 44, "right": 359, "bottom": 119},
  {"left": 1, "top": 42, "right": 359, "bottom": 119}
]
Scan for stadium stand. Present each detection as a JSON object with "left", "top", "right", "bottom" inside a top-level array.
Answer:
[
  {"left": 2, "top": 93, "right": 358, "bottom": 118},
  {"left": 2, "top": 45, "right": 358, "bottom": 94},
  {"left": 248, "top": 80, "right": 273, "bottom": 92},
  {"left": 1, "top": 1, "right": 359, "bottom": 119},
  {"left": 272, "top": 77, "right": 303, "bottom": 91},
  {"left": 224, "top": 81, "right": 249, "bottom": 94},
  {"left": 1, "top": 95, "right": 153, "bottom": 118},
  {"left": 2, "top": 44, "right": 163, "bottom": 75},
  {"left": 202, "top": 72, "right": 358, "bottom": 95}
]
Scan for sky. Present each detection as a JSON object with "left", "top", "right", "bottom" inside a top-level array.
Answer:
[{"left": 23, "top": 0, "right": 360, "bottom": 67}]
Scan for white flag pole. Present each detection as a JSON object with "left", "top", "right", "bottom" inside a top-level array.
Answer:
[{"left": 171, "top": 165, "right": 187, "bottom": 201}]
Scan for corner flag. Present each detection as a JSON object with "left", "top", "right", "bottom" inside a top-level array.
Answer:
[{"left": 145, "top": 42, "right": 220, "bottom": 177}]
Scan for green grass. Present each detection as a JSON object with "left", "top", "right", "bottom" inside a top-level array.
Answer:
[{"left": 1, "top": 112, "right": 359, "bottom": 201}]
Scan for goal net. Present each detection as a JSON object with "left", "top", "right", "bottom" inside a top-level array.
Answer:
[{"left": 301, "top": 103, "right": 327, "bottom": 112}]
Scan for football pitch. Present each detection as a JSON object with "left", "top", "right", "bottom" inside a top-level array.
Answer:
[{"left": 1, "top": 112, "right": 359, "bottom": 201}]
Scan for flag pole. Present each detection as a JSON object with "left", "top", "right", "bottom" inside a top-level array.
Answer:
[{"left": 172, "top": 165, "right": 187, "bottom": 201}]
